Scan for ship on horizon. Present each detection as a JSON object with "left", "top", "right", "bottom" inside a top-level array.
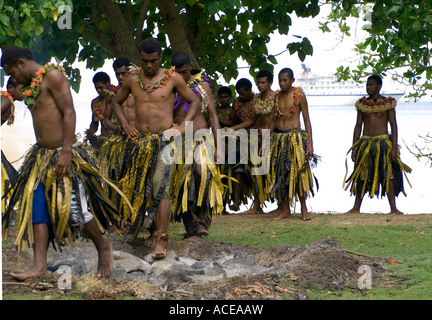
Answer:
[{"left": 295, "top": 64, "right": 405, "bottom": 106}]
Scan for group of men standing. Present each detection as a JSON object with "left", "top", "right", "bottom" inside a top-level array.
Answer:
[{"left": 1, "top": 37, "right": 411, "bottom": 281}]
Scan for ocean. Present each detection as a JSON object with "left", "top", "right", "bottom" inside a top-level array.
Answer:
[{"left": 1, "top": 97, "right": 431, "bottom": 214}]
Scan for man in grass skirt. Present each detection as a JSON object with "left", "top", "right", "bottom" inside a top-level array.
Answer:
[
  {"left": 344, "top": 75, "right": 411, "bottom": 214},
  {"left": 1, "top": 46, "right": 130, "bottom": 280}
]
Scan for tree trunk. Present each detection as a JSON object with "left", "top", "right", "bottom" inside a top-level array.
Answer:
[{"left": 154, "top": 0, "right": 199, "bottom": 69}]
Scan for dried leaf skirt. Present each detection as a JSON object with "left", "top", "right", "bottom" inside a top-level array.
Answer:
[
  {"left": 2, "top": 144, "right": 123, "bottom": 251},
  {"left": 267, "top": 129, "right": 317, "bottom": 206},
  {"left": 170, "top": 137, "right": 225, "bottom": 223},
  {"left": 1, "top": 150, "right": 18, "bottom": 214},
  {"left": 344, "top": 134, "right": 412, "bottom": 198},
  {"left": 98, "top": 133, "right": 171, "bottom": 234}
]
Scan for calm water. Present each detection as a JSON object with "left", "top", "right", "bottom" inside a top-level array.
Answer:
[{"left": 2, "top": 98, "right": 431, "bottom": 214}]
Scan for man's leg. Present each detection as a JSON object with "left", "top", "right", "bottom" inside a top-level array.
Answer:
[
  {"left": 387, "top": 180, "right": 403, "bottom": 215},
  {"left": 152, "top": 198, "right": 170, "bottom": 259},
  {"left": 273, "top": 196, "right": 292, "bottom": 220},
  {"left": 84, "top": 218, "right": 113, "bottom": 278},
  {"left": 10, "top": 223, "right": 49, "bottom": 280}
]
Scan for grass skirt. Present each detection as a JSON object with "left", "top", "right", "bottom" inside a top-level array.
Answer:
[
  {"left": 98, "top": 133, "right": 163, "bottom": 232},
  {"left": 170, "top": 136, "right": 226, "bottom": 223},
  {"left": 344, "top": 135, "right": 412, "bottom": 198},
  {"left": 267, "top": 129, "right": 318, "bottom": 205},
  {"left": 2, "top": 150, "right": 18, "bottom": 216},
  {"left": 2, "top": 143, "right": 126, "bottom": 251}
]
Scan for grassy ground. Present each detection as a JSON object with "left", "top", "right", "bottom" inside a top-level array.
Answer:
[
  {"left": 3, "top": 212, "right": 432, "bottom": 300},
  {"left": 200, "top": 212, "right": 432, "bottom": 300}
]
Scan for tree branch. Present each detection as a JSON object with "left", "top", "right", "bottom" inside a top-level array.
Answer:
[{"left": 135, "top": 0, "right": 152, "bottom": 46}]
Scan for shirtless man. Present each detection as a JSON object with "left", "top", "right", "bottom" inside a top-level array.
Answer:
[
  {"left": 225, "top": 78, "right": 258, "bottom": 212},
  {"left": 170, "top": 51, "right": 223, "bottom": 237},
  {"left": 103, "top": 57, "right": 136, "bottom": 133},
  {"left": 269, "top": 68, "right": 314, "bottom": 221},
  {"left": 111, "top": 39, "right": 200, "bottom": 259},
  {"left": 86, "top": 71, "right": 111, "bottom": 141},
  {"left": 243, "top": 70, "right": 276, "bottom": 215},
  {"left": 344, "top": 75, "right": 411, "bottom": 214},
  {"left": 1, "top": 46, "right": 116, "bottom": 280},
  {"left": 216, "top": 86, "right": 235, "bottom": 128},
  {"left": 1, "top": 77, "right": 23, "bottom": 217}
]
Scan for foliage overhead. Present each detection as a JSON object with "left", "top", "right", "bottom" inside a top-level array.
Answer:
[
  {"left": 1, "top": 0, "right": 431, "bottom": 100},
  {"left": 322, "top": 0, "right": 432, "bottom": 101},
  {"left": 1, "top": 0, "right": 319, "bottom": 92}
]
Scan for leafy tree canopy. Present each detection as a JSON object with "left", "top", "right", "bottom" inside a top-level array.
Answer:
[
  {"left": 322, "top": 0, "right": 432, "bottom": 101},
  {"left": 1, "top": 0, "right": 431, "bottom": 100}
]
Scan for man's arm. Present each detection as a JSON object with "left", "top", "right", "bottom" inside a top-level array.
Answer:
[
  {"left": 388, "top": 108, "right": 398, "bottom": 161},
  {"left": 112, "top": 78, "right": 138, "bottom": 139},
  {"left": 165, "top": 73, "right": 200, "bottom": 138},
  {"left": 86, "top": 99, "right": 99, "bottom": 138},
  {"left": 103, "top": 94, "right": 121, "bottom": 133},
  {"left": 300, "top": 94, "right": 313, "bottom": 156},
  {"left": 1, "top": 96, "right": 11, "bottom": 125},
  {"left": 46, "top": 69, "right": 76, "bottom": 179},
  {"left": 351, "top": 110, "right": 364, "bottom": 162}
]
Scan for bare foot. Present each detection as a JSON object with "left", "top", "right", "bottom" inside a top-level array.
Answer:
[
  {"left": 391, "top": 209, "right": 404, "bottom": 215},
  {"left": 152, "top": 231, "right": 169, "bottom": 259},
  {"left": 97, "top": 242, "right": 113, "bottom": 278},
  {"left": 267, "top": 207, "right": 282, "bottom": 216},
  {"left": 240, "top": 206, "right": 262, "bottom": 215},
  {"left": 10, "top": 266, "right": 47, "bottom": 281},
  {"left": 273, "top": 211, "right": 292, "bottom": 220},
  {"left": 197, "top": 223, "right": 209, "bottom": 236},
  {"left": 345, "top": 208, "right": 360, "bottom": 214},
  {"left": 301, "top": 213, "right": 312, "bottom": 221},
  {"left": 229, "top": 204, "right": 240, "bottom": 211}
]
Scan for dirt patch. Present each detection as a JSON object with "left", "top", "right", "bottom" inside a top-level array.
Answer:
[{"left": 3, "top": 213, "right": 427, "bottom": 300}]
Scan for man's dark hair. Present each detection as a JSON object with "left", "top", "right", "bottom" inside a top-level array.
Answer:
[
  {"left": 93, "top": 72, "right": 111, "bottom": 84},
  {"left": 257, "top": 70, "right": 273, "bottom": 83},
  {"left": 139, "top": 38, "right": 162, "bottom": 55},
  {"left": 6, "top": 76, "right": 19, "bottom": 88},
  {"left": 368, "top": 74, "right": 383, "bottom": 86},
  {"left": 235, "top": 78, "right": 252, "bottom": 92},
  {"left": 279, "top": 68, "right": 294, "bottom": 79},
  {"left": 1, "top": 46, "right": 34, "bottom": 68},
  {"left": 218, "top": 86, "right": 232, "bottom": 97},
  {"left": 112, "top": 57, "right": 131, "bottom": 70},
  {"left": 171, "top": 52, "right": 191, "bottom": 68}
]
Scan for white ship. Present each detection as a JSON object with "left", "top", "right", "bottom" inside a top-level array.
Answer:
[{"left": 295, "top": 64, "right": 405, "bottom": 106}]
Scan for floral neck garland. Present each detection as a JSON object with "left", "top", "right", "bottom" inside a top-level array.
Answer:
[
  {"left": 274, "top": 87, "right": 302, "bottom": 119},
  {"left": 1, "top": 90, "right": 15, "bottom": 125},
  {"left": 135, "top": 67, "right": 175, "bottom": 93},
  {"left": 92, "top": 100, "right": 104, "bottom": 121},
  {"left": 20, "top": 63, "right": 67, "bottom": 109},
  {"left": 355, "top": 96, "right": 396, "bottom": 113},
  {"left": 235, "top": 98, "right": 255, "bottom": 121},
  {"left": 104, "top": 84, "right": 119, "bottom": 96},
  {"left": 254, "top": 91, "right": 277, "bottom": 115},
  {"left": 216, "top": 105, "right": 232, "bottom": 119}
]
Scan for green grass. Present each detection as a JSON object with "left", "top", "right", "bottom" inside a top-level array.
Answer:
[{"left": 188, "top": 213, "right": 432, "bottom": 300}]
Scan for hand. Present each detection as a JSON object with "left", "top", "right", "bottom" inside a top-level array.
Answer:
[
  {"left": 163, "top": 124, "right": 183, "bottom": 141},
  {"left": 55, "top": 149, "right": 72, "bottom": 179},
  {"left": 351, "top": 150, "right": 357, "bottom": 162},
  {"left": 124, "top": 125, "right": 139, "bottom": 140},
  {"left": 306, "top": 144, "right": 313, "bottom": 158},
  {"left": 389, "top": 147, "right": 398, "bottom": 162}
]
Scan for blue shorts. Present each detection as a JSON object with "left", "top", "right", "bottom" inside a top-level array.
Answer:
[
  {"left": 32, "top": 181, "right": 93, "bottom": 225},
  {"left": 32, "top": 184, "right": 51, "bottom": 224}
]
